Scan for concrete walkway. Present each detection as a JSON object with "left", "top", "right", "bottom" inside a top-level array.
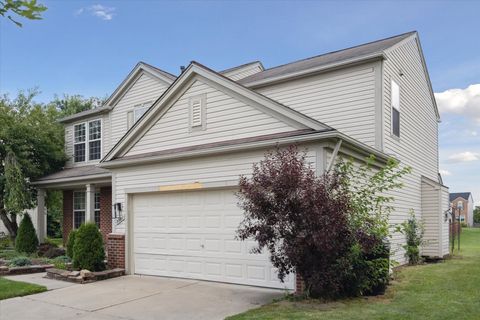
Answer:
[{"left": 0, "top": 275, "right": 284, "bottom": 320}]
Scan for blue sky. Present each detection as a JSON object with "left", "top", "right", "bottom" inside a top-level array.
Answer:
[{"left": 1, "top": 1, "right": 479, "bottom": 204}]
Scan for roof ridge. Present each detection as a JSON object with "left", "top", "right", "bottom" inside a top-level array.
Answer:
[
  {"left": 259, "top": 31, "right": 417, "bottom": 73},
  {"left": 220, "top": 60, "right": 263, "bottom": 74},
  {"left": 139, "top": 61, "right": 177, "bottom": 80}
]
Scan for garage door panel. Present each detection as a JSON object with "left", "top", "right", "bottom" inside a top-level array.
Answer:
[{"left": 132, "top": 190, "right": 294, "bottom": 289}]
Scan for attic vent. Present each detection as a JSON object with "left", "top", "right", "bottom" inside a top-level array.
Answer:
[{"left": 190, "top": 95, "right": 206, "bottom": 130}]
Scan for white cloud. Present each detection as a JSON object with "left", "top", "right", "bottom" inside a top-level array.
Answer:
[
  {"left": 447, "top": 151, "right": 480, "bottom": 163},
  {"left": 439, "top": 169, "right": 452, "bottom": 176},
  {"left": 75, "top": 4, "right": 115, "bottom": 21},
  {"left": 435, "top": 84, "right": 480, "bottom": 122}
]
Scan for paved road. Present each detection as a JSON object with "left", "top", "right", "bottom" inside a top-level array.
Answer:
[{"left": 0, "top": 274, "right": 283, "bottom": 320}]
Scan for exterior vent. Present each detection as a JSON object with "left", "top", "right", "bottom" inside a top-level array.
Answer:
[{"left": 190, "top": 95, "right": 205, "bottom": 130}]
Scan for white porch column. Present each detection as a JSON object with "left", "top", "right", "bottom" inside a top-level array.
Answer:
[
  {"left": 86, "top": 184, "right": 96, "bottom": 223},
  {"left": 36, "top": 188, "right": 46, "bottom": 243}
]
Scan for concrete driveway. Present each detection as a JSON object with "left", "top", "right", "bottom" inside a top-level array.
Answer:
[{"left": 0, "top": 274, "right": 284, "bottom": 320}]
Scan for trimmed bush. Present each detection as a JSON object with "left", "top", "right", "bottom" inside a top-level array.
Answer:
[
  {"left": 72, "top": 223, "right": 105, "bottom": 271},
  {"left": 9, "top": 256, "right": 32, "bottom": 267},
  {"left": 15, "top": 213, "right": 38, "bottom": 254},
  {"left": 66, "top": 230, "right": 77, "bottom": 259},
  {"left": 53, "top": 255, "right": 71, "bottom": 270}
]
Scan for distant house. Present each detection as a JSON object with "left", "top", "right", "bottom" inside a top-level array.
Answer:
[{"left": 450, "top": 192, "right": 475, "bottom": 227}]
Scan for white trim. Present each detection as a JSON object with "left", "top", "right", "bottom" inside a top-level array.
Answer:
[{"left": 72, "top": 118, "right": 103, "bottom": 164}]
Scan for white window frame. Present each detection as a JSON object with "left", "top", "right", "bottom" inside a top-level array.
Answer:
[
  {"left": 391, "top": 79, "right": 400, "bottom": 138},
  {"left": 73, "top": 191, "right": 86, "bottom": 229},
  {"left": 94, "top": 191, "right": 101, "bottom": 229},
  {"left": 127, "top": 102, "right": 152, "bottom": 129},
  {"left": 189, "top": 94, "right": 206, "bottom": 131},
  {"left": 72, "top": 118, "right": 102, "bottom": 163}
]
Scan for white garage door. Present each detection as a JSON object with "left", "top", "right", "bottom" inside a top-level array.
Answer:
[{"left": 132, "top": 189, "right": 294, "bottom": 289}]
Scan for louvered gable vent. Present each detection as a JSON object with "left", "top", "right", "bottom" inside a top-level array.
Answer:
[{"left": 191, "top": 99, "right": 202, "bottom": 127}]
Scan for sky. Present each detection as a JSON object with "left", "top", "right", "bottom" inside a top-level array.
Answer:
[{"left": 1, "top": 0, "right": 479, "bottom": 205}]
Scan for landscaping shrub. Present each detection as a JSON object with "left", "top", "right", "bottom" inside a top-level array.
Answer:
[
  {"left": 0, "top": 235, "right": 12, "bottom": 249},
  {"left": 396, "top": 211, "right": 425, "bottom": 265},
  {"left": 72, "top": 223, "right": 105, "bottom": 271},
  {"left": 66, "top": 230, "right": 77, "bottom": 259},
  {"left": 237, "top": 146, "right": 410, "bottom": 299},
  {"left": 53, "top": 255, "right": 71, "bottom": 270},
  {"left": 9, "top": 256, "right": 32, "bottom": 267},
  {"left": 15, "top": 213, "right": 38, "bottom": 254}
]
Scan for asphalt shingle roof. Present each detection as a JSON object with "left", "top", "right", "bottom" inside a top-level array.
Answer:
[{"left": 449, "top": 192, "right": 472, "bottom": 202}]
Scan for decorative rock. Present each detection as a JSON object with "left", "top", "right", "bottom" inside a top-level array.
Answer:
[
  {"left": 70, "top": 271, "right": 80, "bottom": 277},
  {"left": 80, "top": 269, "right": 94, "bottom": 279}
]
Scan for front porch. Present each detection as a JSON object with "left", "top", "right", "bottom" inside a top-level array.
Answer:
[{"left": 32, "top": 165, "right": 115, "bottom": 248}]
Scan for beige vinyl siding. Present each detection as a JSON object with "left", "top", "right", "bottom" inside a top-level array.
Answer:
[
  {"left": 382, "top": 37, "right": 440, "bottom": 263},
  {"left": 223, "top": 64, "right": 263, "bottom": 81},
  {"left": 441, "top": 185, "right": 450, "bottom": 256},
  {"left": 421, "top": 180, "right": 441, "bottom": 257},
  {"left": 255, "top": 63, "right": 378, "bottom": 147},
  {"left": 109, "top": 73, "right": 170, "bottom": 148},
  {"left": 126, "top": 79, "right": 298, "bottom": 156},
  {"left": 64, "top": 112, "right": 110, "bottom": 168},
  {"left": 113, "top": 145, "right": 318, "bottom": 233}
]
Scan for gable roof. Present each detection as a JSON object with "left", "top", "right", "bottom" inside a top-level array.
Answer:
[
  {"left": 238, "top": 31, "right": 416, "bottom": 87},
  {"left": 220, "top": 60, "right": 264, "bottom": 75},
  {"left": 102, "top": 61, "right": 331, "bottom": 162},
  {"left": 450, "top": 192, "right": 472, "bottom": 202},
  {"left": 59, "top": 62, "right": 176, "bottom": 123}
]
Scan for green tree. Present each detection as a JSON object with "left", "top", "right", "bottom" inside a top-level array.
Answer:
[
  {"left": 15, "top": 213, "right": 38, "bottom": 254},
  {"left": 474, "top": 206, "right": 480, "bottom": 224},
  {"left": 73, "top": 223, "right": 105, "bottom": 271},
  {"left": 0, "top": 90, "right": 66, "bottom": 240},
  {"left": 0, "top": 0, "right": 47, "bottom": 27},
  {"left": 50, "top": 94, "right": 106, "bottom": 117}
]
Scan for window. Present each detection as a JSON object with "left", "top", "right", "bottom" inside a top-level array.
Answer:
[
  {"left": 73, "top": 119, "right": 102, "bottom": 162},
  {"left": 460, "top": 215, "right": 465, "bottom": 222},
  {"left": 74, "top": 123, "right": 86, "bottom": 162},
  {"left": 94, "top": 192, "right": 101, "bottom": 228},
  {"left": 73, "top": 191, "right": 86, "bottom": 229},
  {"left": 190, "top": 95, "right": 205, "bottom": 129},
  {"left": 127, "top": 102, "right": 152, "bottom": 129},
  {"left": 391, "top": 80, "right": 400, "bottom": 138}
]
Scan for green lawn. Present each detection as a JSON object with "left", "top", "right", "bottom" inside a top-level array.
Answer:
[
  {"left": 228, "top": 228, "right": 480, "bottom": 320},
  {"left": 0, "top": 277, "right": 47, "bottom": 300}
]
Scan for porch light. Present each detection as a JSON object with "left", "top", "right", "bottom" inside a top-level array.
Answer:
[{"left": 113, "top": 202, "right": 123, "bottom": 220}]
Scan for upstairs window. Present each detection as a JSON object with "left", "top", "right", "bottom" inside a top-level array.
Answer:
[
  {"left": 391, "top": 80, "right": 400, "bottom": 138},
  {"left": 127, "top": 102, "right": 151, "bottom": 129},
  {"left": 190, "top": 95, "right": 206, "bottom": 130},
  {"left": 73, "top": 119, "right": 102, "bottom": 162},
  {"left": 74, "top": 123, "right": 86, "bottom": 162}
]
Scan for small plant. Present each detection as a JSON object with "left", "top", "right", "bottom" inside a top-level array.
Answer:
[
  {"left": 72, "top": 223, "right": 105, "bottom": 271},
  {"left": 53, "top": 255, "right": 71, "bottom": 270},
  {"left": 460, "top": 222, "right": 468, "bottom": 228},
  {"left": 9, "top": 256, "right": 32, "bottom": 267},
  {"left": 0, "top": 235, "right": 12, "bottom": 249},
  {"left": 66, "top": 229, "right": 77, "bottom": 259},
  {"left": 15, "top": 213, "right": 39, "bottom": 254},
  {"left": 396, "top": 211, "right": 425, "bottom": 265}
]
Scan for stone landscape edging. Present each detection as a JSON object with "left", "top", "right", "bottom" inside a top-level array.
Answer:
[{"left": 45, "top": 268, "right": 125, "bottom": 284}]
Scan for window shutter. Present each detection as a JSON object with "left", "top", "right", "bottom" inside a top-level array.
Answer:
[{"left": 191, "top": 99, "right": 202, "bottom": 127}]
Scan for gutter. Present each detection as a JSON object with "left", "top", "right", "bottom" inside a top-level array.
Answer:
[
  {"left": 99, "top": 130, "right": 390, "bottom": 169},
  {"left": 31, "top": 173, "right": 112, "bottom": 186}
]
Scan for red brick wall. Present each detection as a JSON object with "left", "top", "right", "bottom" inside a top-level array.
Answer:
[
  {"left": 295, "top": 274, "right": 305, "bottom": 295},
  {"left": 99, "top": 187, "right": 112, "bottom": 242},
  {"left": 62, "top": 190, "right": 73, "bottom": 246},
  {"left": 107, "top": 233, "right": 125, "bottom": 269}
]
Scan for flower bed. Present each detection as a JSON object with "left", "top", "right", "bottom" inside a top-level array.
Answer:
[{"left": 45, "top": 267, "right": 125, "bottom": 284}]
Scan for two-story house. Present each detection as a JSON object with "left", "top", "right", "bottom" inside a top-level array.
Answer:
[
  {"left": 32, "top": 31, "right": 450, "bottom": 290},
  {"left": 450, "top": 192, "right": 474, "bottom": 227}
]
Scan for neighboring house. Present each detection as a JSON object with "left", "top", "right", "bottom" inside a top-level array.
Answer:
[
  {"left": 450, "top": 192, "right": 474, "bottom": 227},
  {"left": 31, "top": 31, "right": 450, "bottom": 291}
]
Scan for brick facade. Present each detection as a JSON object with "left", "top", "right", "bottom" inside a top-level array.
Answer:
[
  {"left": 295, "top": 274, "right": 305, "bottom": 295},
  {"left": 62, "top": 187, "right": 112, "bottom": 244},
  {"left": 99, "top": 187, "right": 112, "bottom": 242},
  {"left": 107, "top": 233, "right": 125, "bottom": 269},
  {"left": 62, "top": 190, "right": 73, "bottom": 246}
]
